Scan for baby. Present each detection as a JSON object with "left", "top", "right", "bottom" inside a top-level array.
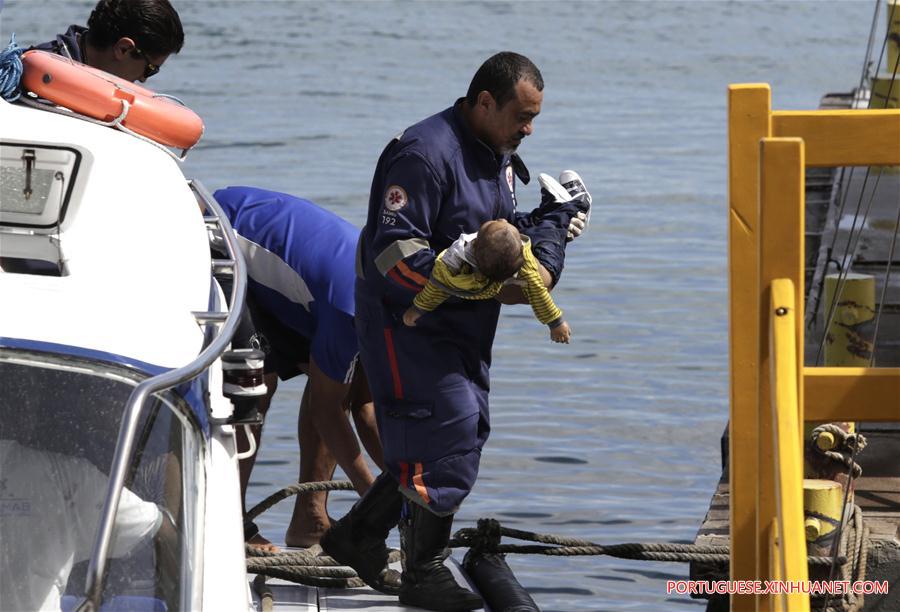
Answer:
[{"left": 403, "top": 219, "right": 571, "bottom": 343}]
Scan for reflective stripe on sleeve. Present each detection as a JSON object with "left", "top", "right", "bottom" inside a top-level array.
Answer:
[
  {"left": 374, "top": 238, "right": 430, "bottom": 277},
  {"left": 237, "top": 234, "right": 314, "bottom": 309}
]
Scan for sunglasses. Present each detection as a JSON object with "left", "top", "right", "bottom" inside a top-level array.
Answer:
[{"left": 130, "top": 47, "right": 160, "bottom": 80}]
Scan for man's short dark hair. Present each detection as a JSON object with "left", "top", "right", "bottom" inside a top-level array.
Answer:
[
  {"left": 465, "top": 52, "right": 544, "bottom": 109},
  {"left": 86, "top": 0, "right": 184, "bottom": 57},
  {"left": 475, "top": 222, "right": 525, "bottom": 283}
]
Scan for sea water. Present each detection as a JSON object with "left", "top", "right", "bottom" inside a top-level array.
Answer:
[{"left": 2, "top": 1, "right": 871, "bottom": 609}]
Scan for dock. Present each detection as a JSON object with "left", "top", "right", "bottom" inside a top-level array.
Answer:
[{"left": 691, "top": 89, "right": 900, "bottom": 611}]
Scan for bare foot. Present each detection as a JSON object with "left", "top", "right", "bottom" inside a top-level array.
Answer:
[
  {"left": 284, "top": 515, "right": 334, "bottom": 548},
  {"left": 247, "top": 532, "right": 279, "bottom": 554}
]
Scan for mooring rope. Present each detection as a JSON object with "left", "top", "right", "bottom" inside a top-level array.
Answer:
[
  {"left": 245, "top": 480, "right": 354, "bottom": 521},
  {"left": 246, "top": 480, "right": 386, "bottom": 590},
  {"left": 821, "top": 504, "right": 868, "bottom": 612},
  {"left": 245, "top": 480, "right": 849, "bottom": 597},
  {"left": 449, "top": 518, "right": 845, "bottom": 567},
  {"left": 811, "top": 423, "right": 868, "bottom": 479}
]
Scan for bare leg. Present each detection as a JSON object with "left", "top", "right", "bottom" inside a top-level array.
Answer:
[
  {"left": 238, "top": 372, "right": 278, "bottom": 552},
  {"left": 308, "top": 357, "right": 375, "bottom": 493},
  {"left": 286, "top": 357, "right": 376, "bottom": 546},
  {"left": 286, "top": 383, "right": 338, "bottom": 547}
]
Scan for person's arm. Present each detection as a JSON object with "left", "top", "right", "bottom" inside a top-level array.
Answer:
[
  {"left": 522, "top": 257, "right": 571, "bottom": 344},
  {"left": 404, "top": 279, "right": 450, "bottom": 326},
  {"left": 368, "top": 153, "right": 444, "bottom": 307},
  {"left": 410, "top": 257, "right": 454, "bottom": 311},
  {"left": 496, "top": 263, "right": 553, "bottom": 304},
  {"left": 308, "top": 311, "right": 377, "bottom": 494},
  {"left": 519, "top": 246, "right": 564, "bottom": 326},
  {"left": 306, "top": 356, "right": 374, "bottom": 494}
]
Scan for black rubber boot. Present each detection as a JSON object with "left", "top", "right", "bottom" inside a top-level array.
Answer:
[
  {"left": 320, "top": 472, "right": 403, "bottom": 594},
  {"left": 399, "top": 504, "right": 484, "bottom": 611}
]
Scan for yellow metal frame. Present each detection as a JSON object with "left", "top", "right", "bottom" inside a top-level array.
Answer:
[
  {"left": 728, "top": 84, "right": 900, "bottom": 611},
  {"left": 769, "top": 278, "right": 809, "bottom": 612}
]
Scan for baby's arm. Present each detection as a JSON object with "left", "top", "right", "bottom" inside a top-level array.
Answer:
[
  {"left": 404, "top": 257, "right": 454, "bottom": 326},
  {"left": 519, "top": 246, "right": 570, "bottom": 342}
]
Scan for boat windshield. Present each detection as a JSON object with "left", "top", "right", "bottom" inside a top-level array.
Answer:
[{"left": 0, "top": 349, "right": 201, "bottom": 611}]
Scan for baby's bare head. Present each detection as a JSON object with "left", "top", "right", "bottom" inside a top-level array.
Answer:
[{"left": 474, "top": 219, "right": 524, "bottom": 282}]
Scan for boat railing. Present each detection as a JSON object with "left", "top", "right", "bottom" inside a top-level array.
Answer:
[
  {"left": 727, "top": 83, "right": 900, "bottom": 610},
  {"left": 74, "top": 179, "right": 247, "bottom": 612}
]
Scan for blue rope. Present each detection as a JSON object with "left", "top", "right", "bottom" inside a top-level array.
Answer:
[{"left": 0, "top": 33, "right": 25, "bottom": 102}]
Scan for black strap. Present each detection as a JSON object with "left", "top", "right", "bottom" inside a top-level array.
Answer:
[{"left": 511, "top": 154, "right": 530, "bottom": 185}]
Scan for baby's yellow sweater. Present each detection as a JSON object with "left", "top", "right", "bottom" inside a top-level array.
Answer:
[{"left": 413, "top": 237, "right": 563, "bottom": 326}]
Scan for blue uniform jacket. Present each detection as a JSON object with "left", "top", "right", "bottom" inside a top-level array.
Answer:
[
  {"left": 357, "top": 100, "right": 533, "bottom": 384},
  {"left": 215, "top": 187, "right": 359, "bottom": 382},
  {"left": 31, "top": 25, "right": 85, "bottom": 61}
]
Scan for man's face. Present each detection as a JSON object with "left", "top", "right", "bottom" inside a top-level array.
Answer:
[
  {"left": 111, "top": 38, "right": 169, "bottom": 83},
  {"left": 482, "top": 79, "right": 543, "bottom": 154},
  {"left": 121, "top": 50, "right": 168, "bottom": 83}
]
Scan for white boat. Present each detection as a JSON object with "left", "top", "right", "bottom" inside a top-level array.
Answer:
[
  {"left": 0, "top": 94, "right": 255, "bottom": 611},
  {"left": 0, "top": 90, "right": 520, "bottom": 610}
]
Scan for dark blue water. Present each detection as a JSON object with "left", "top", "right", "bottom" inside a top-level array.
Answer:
[{"left": 2, "top": 1, "right": 872, "bottom": 608}]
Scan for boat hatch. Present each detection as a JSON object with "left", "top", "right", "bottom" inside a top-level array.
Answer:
[
  {"left": 0, "top": 143, "right": 80, "bottom": 228},
  {"left": 0, "top": 348, "right": 204, "bottom": 612},
  {"left": 0, "top": 142, "right": 84, "bottom": 274}
]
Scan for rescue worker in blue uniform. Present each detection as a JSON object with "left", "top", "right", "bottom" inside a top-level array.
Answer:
[
  {"left": 32, "top": 0, "right": 183, "bottom": 83},
  {"left": 321, "top": 52, "right": 590, "bottom": 610},
  {"left": 214, "top": 187, "right": 385, "bottom": 551}
]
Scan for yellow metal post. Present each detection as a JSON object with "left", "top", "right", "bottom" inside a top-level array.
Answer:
[
  {"left": 769, "top": 278, "right": 810, "bottom": 612},
  {"left": 758, "top": 138, "right": 805, "bottom": 610},
  {"left": 887, "top": 0, "right": 900, "bottom": 84},
  {"left": 726, "top": 81, "right": 900, "bottom": 612},
  {"left": 803, "top": 480, "right": 844, "bottom": 555},
  {"left": 872, "top": 77, "right": 899, "bottom": 109},
  {"left": 728, "top": 84, "right": 771, "bottom": 610},
  {"left": 823, "top": 273, "right": 876, "bottom": 365}
]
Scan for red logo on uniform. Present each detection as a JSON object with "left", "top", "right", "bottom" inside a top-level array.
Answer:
[
  {"left": 506, "top": 165, "right": 515, "bottom": 193},
  {"left": 384, "top": 185, "right": 408, "bottom": 212}
]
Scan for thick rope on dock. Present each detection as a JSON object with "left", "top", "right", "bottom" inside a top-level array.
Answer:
[
  {"left": 246, "top": 480, "right": 389, "bottom": 589},
  {"left": 450, "top": 518, "right": 846, "bottom": 567},
  {"left": 811, "top": 424, "right": 867, "bottom": 479},
  {"left": 245, "top": 480, "right": 354, "bottom": 521},
  {"left": 245, "top": 481, "right": 853, "bottom": 600},
  {"left": 821, "top": 504, "right": 868, "bottom": 612}
]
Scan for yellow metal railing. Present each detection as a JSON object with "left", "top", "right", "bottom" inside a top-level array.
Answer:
[
  {"left": 728, "top": 83, "right": 900, "bottom": 610},
  {"left": 769, "top": 278, "right": 809, "bottom": 612}
]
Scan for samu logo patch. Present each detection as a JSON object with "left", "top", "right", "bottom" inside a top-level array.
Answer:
[{"left": 384, "top": 185, "right": 408, "bottom": 212}]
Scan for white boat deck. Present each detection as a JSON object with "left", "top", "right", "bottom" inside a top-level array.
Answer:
[{"left": 249, "top": 554, "right": 482, "bottom": 612}]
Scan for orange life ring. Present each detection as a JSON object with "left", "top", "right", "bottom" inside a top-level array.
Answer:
[{"left": 21, "top": 50, "right": 204, "bottom": 150}]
